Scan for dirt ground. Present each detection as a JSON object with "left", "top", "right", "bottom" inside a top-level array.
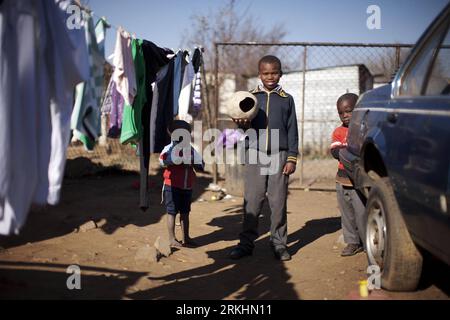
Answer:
[{"left": 0, "top": 161, "right": 448, "bottom": 300}]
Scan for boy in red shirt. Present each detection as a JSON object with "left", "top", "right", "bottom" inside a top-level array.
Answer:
[
  {"left": 330, "top": 93, "right": 366, "bottom": 256},
  {"left": 159, "top": 120, "right": 204, "bottom": 248}
]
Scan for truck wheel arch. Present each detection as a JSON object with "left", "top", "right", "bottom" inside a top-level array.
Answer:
[{"left": 362, "top": 143, "right": 388, "bottom": 180}]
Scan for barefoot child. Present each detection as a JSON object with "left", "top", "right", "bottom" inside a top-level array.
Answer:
[{"left": 159, "top": 120, "right": 204, "bottom": 247}]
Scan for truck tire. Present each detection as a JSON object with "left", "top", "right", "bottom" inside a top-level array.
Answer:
[{"left": 365, "top": 177, "right": 423, "bottom": 291}]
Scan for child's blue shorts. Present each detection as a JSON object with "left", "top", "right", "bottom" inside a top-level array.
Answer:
[{"left": 163, "top": 185, "right": 192, "bottom": 216}]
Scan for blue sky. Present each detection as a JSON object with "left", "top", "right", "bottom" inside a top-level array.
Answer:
[{"left": 86, "top": 0, "right": 449, "bottom": 58}]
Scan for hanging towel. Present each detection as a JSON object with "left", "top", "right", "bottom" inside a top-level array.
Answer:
[
  {"left": 70, "top": 16, "right": 109, "bottom": 150},
  {"left": 120, "top": 38, "right": 146, "bottom": 145}
]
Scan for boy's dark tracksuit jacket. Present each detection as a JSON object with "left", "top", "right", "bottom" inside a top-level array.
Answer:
[{"left": 247, "top": 85, "right": 299, "bottom": 164}]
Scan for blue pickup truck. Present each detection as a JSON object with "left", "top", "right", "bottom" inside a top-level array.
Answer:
[{"left": 340, "top": 3, "right": 450, "bottom": 291}]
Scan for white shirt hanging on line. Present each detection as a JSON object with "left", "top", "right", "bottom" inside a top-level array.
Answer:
[
  {"left": 177, "top": 59, "right": 195, "bottom": 123},
  {"left": 0, "top": 0, "right": 89, "bottom": 235},
  {"left": 112, "top": 27, "right": 137, "bottom": 106}
]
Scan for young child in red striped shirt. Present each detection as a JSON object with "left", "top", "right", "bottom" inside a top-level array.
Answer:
[
  {"left": 159, "top": 120, "right": 204, "bottom": 248},
  {"left": 330, "top": 93, "right": 366, "bottom": 256}
]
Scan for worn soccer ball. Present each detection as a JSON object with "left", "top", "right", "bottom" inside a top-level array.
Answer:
[{"left": 225, "top": 91, "right": 259, "bottom": 121}]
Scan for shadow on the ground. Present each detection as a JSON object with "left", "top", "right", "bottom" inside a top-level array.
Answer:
[
  {"left": 288, "top": 217, "right": 341, "bottom": 255},
  {"left": 0, "top": 260, "right": 146, "bottom": 299},
  {"left": 0, "top": 201, "right": 339, "bottom": 300},
  {"left": 0, "top": 157, "right": 212, "bottom": 249},
  {"left": 417, "top": 252, "right": 450, "bottom": 296},
  {"left": 127, "top": 204, "right": 341, "bottom": 300}
]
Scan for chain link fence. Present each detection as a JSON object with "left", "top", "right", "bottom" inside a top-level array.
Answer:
[
  {"left": 214, "top": 42, "right": 414, "bottom": 190},
  {"left": 65, "top": 42, "right": 414, "bottom": 191},
  {"left": 66, "top": 139, "right": 140, "bottom": 172}
]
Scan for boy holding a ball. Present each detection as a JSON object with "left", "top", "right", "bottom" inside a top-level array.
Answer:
[{"left": 230, "top": 55, "right": 299, "bottom": 261}]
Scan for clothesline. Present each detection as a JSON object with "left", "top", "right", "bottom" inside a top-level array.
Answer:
[
  {"left": 75, "top": 1, "right": 132, "bottom": 36},
  {"left": 0, "top": 0, "right": 206, "bottom": 235},
  {"left": 76, "top": 1, "right": 204, "bottom": 56}
]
